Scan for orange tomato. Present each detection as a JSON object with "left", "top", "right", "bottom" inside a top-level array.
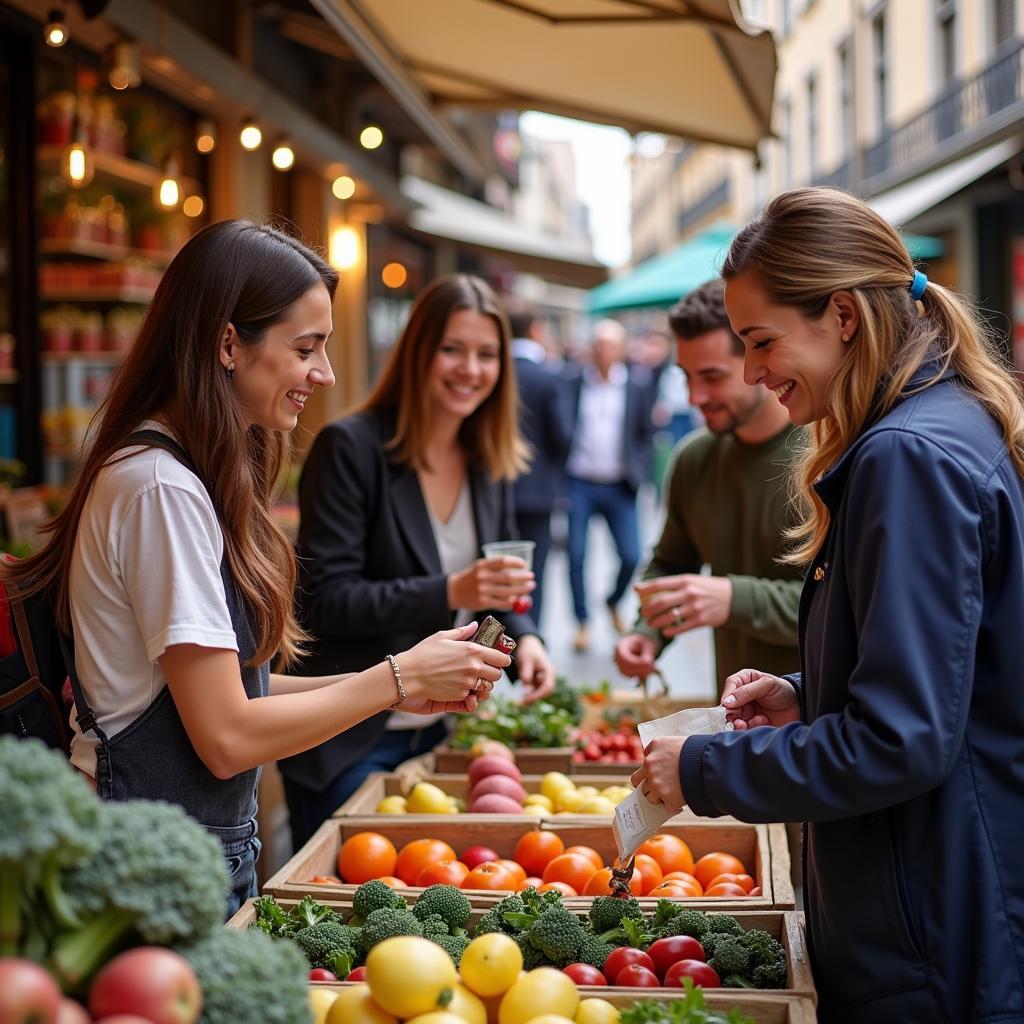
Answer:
[
  {"left": 693, "top": 852, "right": 746, "bottom": 890},
  {"left": 494, "top": 859, "right": 527, "bottom": 886},
  {"left": 661, "top": 872, "right": 704, "bottom": 896},
  {"left": 309, "top": 875, "right": 341, "bottom": 885},
  {"left": 582, "top": 866, "right": 643, "bottom": 897},
  {"left": 337, "top": 832, "right": 398, "bottom": 884},
  {"left": 704, "top": 881, "right": 749, "bottom": 898},
  {"left": 538, "top": 880, "right": 578, "bottom": 896},
  {"left": 514, "top": 830, "right": 565, "bottom": 876},
  {"left": 634, "top": 854, "right": 664, "bottom": 895},
  {"left": 706, "top": 872, "right": 755, "bottom": 894},
  {"left": 542, "top": 853, "right": 599, "bottom": 894},
  {"left": 416, "top": 860, "right": 470, "bottom": 887},
  {"left": 394, "top": 838, "right": 457, "bottom": 886},
  {"left": 463, "top": 861, "right": 517, "bottom": 891},
  {"left": 636, "top": 834, "right": 694, "bottom": 876},
  {"left": 564, "top": 845, "right": 603, "bottom": 871},
  {"left": 376, "top": 876, "right": 405, "bottom": 888},
  {"left": 518, "top": 875, "right": 543, "bottom": 891},
  {"left": 648, "top": 880, "right": 696, "bottom": 899}
]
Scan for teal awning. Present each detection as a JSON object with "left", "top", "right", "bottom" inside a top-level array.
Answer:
[{"left": 588, "top": 223, "right": 944, "bottom": 315}]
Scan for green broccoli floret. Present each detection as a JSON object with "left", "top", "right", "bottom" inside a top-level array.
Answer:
[
  {"left": 514, "top": 931, "right": 547, "bottom": 969},
  {"left": 701, "top": 933, "right": 721, "bottom": 960},
  {"left": 527, "top": 907, "right": 585, "bottom": 965},
  {"left": 50, "top": 799, "right": 229, "bottom": 990},
  {"left": 412, "top": 884, "right": 471, "bottom": 932},
  {"left": 472, "top": 907, "right": 507, "bottom": 936},
  {"left": 294, "top": 919, "right": 359, "bottom": 972},
  {"left": 537, "top": 888, "right": 565, "bottom": 909},
  {"left": 420, "top": 914, "right": 451, "bottom": 938},
  {"left": 655, "top": 908, "right": 710, "bottom": 941},
  {"left": 707, "top": 935, "right": 751, "bottom": 977},
  {"left": 651, "top": 898, "right": 682, "bottom": 930},
  {"left": 181, "top": 925, "right": 312, "bottom": 1024},
  {"left": 706, "top": 913, "right": 744, "bottom": 935},
  {"left": 0, "top": 736, "right": 102, "bottom": 957},
  {"left": 741, "top": 928, "right": 786, "bottom": 968},
  {"left": 588, "top": 895, "right": 644, "bottom": 936},
  {"left": 251, "top": 896, "right": 294, "bottom": 939},
  {"left": 752, "top": 958, "right": 787, "bottom": 989},
  {"left": 429, "top": 932, "right": 470, "bottom": 967},
  {"left": 352, "top": 879, "right": 405, "bottom": 919},
  {"left": 358, "top": 906, "right": 423, "bottom": 956},
  {"left": 473, "top": 892, "right": 526, "bottom": 936},
  {"left": 576, "top": 933, "right": 615, "bottom": 972}
]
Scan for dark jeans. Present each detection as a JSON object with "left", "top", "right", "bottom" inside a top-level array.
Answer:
[
  {"left": 282, "top": 717, "right": 450, "bottom": 851},
  {"left": 515, "top": 509, "right": 554, "bottom": 628},
  {"left": 567, "top": 476, "right": 640, "bottom": 624}
]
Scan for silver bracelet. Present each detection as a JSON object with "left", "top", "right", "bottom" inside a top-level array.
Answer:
[{"left": 385, "top": 654, "right": 406, "bottom": 709}]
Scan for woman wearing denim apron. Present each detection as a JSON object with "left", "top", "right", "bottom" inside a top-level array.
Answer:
[{"left": 4, "top": 223, "right": 511, "bottom": 915}]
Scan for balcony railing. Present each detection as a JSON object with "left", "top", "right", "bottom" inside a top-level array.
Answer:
[
  {"left": 677, "top": 178, "right": 731, "bottom": 234},
  {"left": 864, "top": 38, "right": 1024, "bottom": 182}
]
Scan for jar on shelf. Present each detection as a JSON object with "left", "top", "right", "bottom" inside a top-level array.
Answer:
[
  {"left": 77, "top": 312, "right": 104, "bottom": 352},
  {"left": 42, "top": 307, "right": 75, "bottom": 353},
  {"left": 38, "top": 91, "right": 75, "bottom": 146}
]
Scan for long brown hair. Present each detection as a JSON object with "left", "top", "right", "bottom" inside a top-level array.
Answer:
[
  {"left": 5, "top": 221, "right": 338, "bottom": 665},
  {"left": 722, "top": 186, "right": 1024, "bottom": 564},
  {"left": 360, "top": 274, "right": 529, "bottom": 479}
]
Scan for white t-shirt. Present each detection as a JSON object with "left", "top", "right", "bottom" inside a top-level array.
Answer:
[{"left": 67, "top": 424, "right": 238, "bottom": 777}]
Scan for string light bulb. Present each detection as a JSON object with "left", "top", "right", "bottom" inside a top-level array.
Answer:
[
  {"left": 359, "top": 125, "right": 383, "bottom": 150},
  {"left": 329, "top": 225, "right": 361, "bottom": 270},
  {"left": 155, "top": 155, "right": 181, "bottom": 210},
  {"left": 44, "top": 8, "right": 68, "bottom": 47},
  {"left": 332, "top": 175, "right": 356, "bottom": 200},
  {"left": 239, "top": 118, "right": 262, "bottom": 151},
  {"left": 105, "top": 39, "right": 141, "bottom": 90},
  {"left": 271, "top": 140, "right": 295, "bottom": 171},
  {"left": 182, "top": 195, "right": 205, "bottom": 218},
  {"left": 195, "top": 120, "right": 217, "bottom": 154},
  {"left": 61, "top": 109, "right": 93, "bottom": 188}
]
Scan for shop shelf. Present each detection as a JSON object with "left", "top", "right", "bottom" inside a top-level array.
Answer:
[
  {"left": 39, "top": 237, "right": 175, "bottom": 265},
  {"left": 38, "top": 145, "right": 200, "bottom": 194},
  {"left": 39, "top": 286, "right": 155, "bottom": 303},
  {"left": 41, "top": 351, "right": 126, "bottom": 365}
]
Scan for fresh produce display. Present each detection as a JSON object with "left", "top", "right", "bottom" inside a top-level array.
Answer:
[
  {"left": 448, "top": 678, "right": 583, "bottom": 750},
  {"left": 0, "top": 737, "right": 314, "bottom": 1024},
  {"left": 328, "top": 828, "right": 753, "bottom": 899},
  {"left": 617, "top": 986, "right": 758, "bottom": 1024},
  {"left": 571, "top": 724, "right": 646, "bottom": 766},
  {"left": 252, "top": 885, "right": 787, "bottom": 991}
]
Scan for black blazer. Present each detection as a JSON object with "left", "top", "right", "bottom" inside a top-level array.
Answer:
[
  {"left": 513, "top": 356, "right": 573, "bottom": 513},
  {"left": 279, "top": 408, "right": 536, "bottom": 790},
  {"left": 567, "top": 368, "right": 656, "bottom": 492}
]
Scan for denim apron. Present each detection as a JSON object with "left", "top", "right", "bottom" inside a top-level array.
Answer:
[{"left": 73, "top": 433, "right": 269, "bottom": 917}]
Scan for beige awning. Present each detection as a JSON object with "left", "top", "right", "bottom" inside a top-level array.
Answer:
[{"left": 312, "top": 0, "right": 777, "bottom": 154}]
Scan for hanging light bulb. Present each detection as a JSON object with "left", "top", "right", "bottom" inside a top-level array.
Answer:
[
  {"left": 105, "top": 39, "right": 141, "bottom": 90},
  {"left": 61, "top": 106, "right": 93, "bottom": 188},
  {"left": 154, "top": 155, "right": 181, "bottom": 210},
  {"left": 195, "top": 120, "right": 217, "bottom": 154},
  {"left": 359, "top": 125, "right": 384, "bottom": 150},
  {"left": 271, "top": 140, "right": 295, "bottom": 171},
  {"left": 182, "top": 195, "right": 205, "bottom": 218},
  {"left": 332, "top": 175, "right": 356, "bottom": 200},
  {"left": 239, "top": 118, "right": 262, "bottom": 151},
  {"left": 44, "top": 7, "right": 68, "bottom": 47}
]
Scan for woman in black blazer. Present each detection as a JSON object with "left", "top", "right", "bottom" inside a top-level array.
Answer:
[{"left": 280, "top": 275, "right": 557, "bottom": 848}]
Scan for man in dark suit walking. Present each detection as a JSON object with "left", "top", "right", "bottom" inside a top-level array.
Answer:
[
  {"left": 566, "top": 319, "right": 655, "bottom": 652},
  {"left": 508, "top": 307, "right": 573, "bottom": 632}
]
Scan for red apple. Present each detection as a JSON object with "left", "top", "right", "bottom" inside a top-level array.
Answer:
[
  {"left": 468, "top": 739, "right": 516, "bottom": 763},
  {"left": 88, "top": 948, "right": 202, "bottom": 1024},
  {"left": 0, "top": 959, "right": 61, "bottom": 1024},
  {"left": 460, "top": 845, "right": 501, "bottom": 869}
]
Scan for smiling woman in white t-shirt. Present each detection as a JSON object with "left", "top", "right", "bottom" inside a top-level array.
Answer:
[{"left": 3, "top": 222, "right": 510, "bottom": 913}]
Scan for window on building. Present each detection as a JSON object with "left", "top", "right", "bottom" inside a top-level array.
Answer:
[
  {"left": 936, "top": 0, "right": 957, "bottom": 82},
  {"left": 992, "top": 0, "right": 1016, "bottom": 47},
  {"left": 838, "top": 38, "right": 854, "bottom": 162},
  {"left": 873, "top": 11, "right": 888, "bottom": 136},
  {"left": 806, "top": 72, "right": 818, "bottom": 180}
]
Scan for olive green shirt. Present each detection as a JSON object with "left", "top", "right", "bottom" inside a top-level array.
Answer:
[{"left": 636, "top": 424, "right": 803, "bottom": 694}]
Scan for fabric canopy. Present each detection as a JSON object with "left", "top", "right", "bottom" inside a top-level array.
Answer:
[
  {"left": 588, "top": 223, "right": 945, "bottom": 314},
  {"left": 314, "top": 0, "right": 777, "bottom": 152}
]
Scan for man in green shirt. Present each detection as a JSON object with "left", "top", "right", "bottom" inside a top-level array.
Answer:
[{"left": 615, "top": 279, "right": 803, "bottom": 696}]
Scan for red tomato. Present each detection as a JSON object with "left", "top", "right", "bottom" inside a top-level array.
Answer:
[
  {"left": 308, "top": 968, "right": 337, "bottom": 982},
  {"left": 460, "top": 845, "right": 501, "bottom": 870},
  {"left": 615, "top": 965, "right": 661, "bottom": 988},
  {"left": 603, "top": 947, "right": 655, "bottom": 985},
  {"left": 346, "top": 966, "right": 367, "bottom": 982},
  {"left": 646, "top": 936, "right": 707, "bottom": 978},
  {"left": 562, "top": 964, "right": 607, "bottom": 985},
  {"left": 664, "top": 960, "right": 722, "bottom": 989}
]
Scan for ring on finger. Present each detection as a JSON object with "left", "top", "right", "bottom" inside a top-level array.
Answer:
[{"left": 671, "top": 605, "right": 683, "bottom": 626}]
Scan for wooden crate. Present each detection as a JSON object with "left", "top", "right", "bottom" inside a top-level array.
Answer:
[
  {"left": 229, "top": 897, "right": 814, "bottom": 1009},
  {"left": 262, "top": 815, "right": 791, "bottom": 911},
  {"left": 579, "top": 691, "right": 712, "bottom": 732},
  {"left": 433, "top": 743, "right": 576, "bottom": 773}
]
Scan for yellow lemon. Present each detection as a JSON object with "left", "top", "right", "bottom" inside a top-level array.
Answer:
[
  {"left": 577, "top": 796, "right": 616, "bottom": 815},
  {"left": 600, "top": 786, "right": 631, "bottom": 804},
  {"left": 498, "top": 968, "right": 579, "bottom": 1024},
  {"left": 460, "top": 933, "right": 524, "bottom": 997},
  {"left": 406, "top": 1015, "right": 471, "bottom": 1024},
  {"left": 522, "top": 803, "right": 546, "bottom": 817},
  {"left": 375, "top": 795, "right": 408, "bottom": 814},
  {"left": 365, "top": 936, "right": 459, "bottom": 1018},
  {"left": 575, "top": 998, "right": 621, "bottom": 1024},
  {"left": 527, "top": 1017, "right": 577, "bottom": 1024},
  {"left": 446, "top": 983, "right": 488, "bottom": 1024},
  {"left": 407, "top": 782, "right": 457, "bottom": 814},
  {"left": 523, "top": 794, "right": 553, "bottom": 811},
  {"left": 554, "top": 788, "right": 586, "bottom": 813},
  {"left": 539, "top": 772, "right": 574, "bottom": 802},
  {"left": 575, "top": 786, "right": 599, "bottom": 798},
  {"left": 325, "top": 984, "right": 398, "bottom": 1024},
  {"left": 309, "top": 986, "right": 339, "bottom": 1024}
]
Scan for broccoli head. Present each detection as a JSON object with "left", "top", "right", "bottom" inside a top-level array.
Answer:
[
  {"left": 514, "top": 931, "right": 547, "bottom": 970},
  {"left": 0, "top": 736, "right": 102, "bottom": 956},
  {"left": 358, "top": 906, "right": 423, "bottom": 956},
  {"left": 181, "top": 924, "right": 312, "bottom": 1024},
  {"left": 412, "top": 884, "right": 471, "bottom": 931},
  {"left": 429, "top": 932, "right": 470, "bottom": 967},
  {"left": 652, "top": 897, "right": 683, "bottom": 929},
  {"left": 50, "top": 799, "right": 229, "bottom": 990},
  {"left": 352, "top": 879, "right": 405, "bottom": 920},
  {"left": 473, "top": 891, "right": 526, "bottom": 936},
  {"left": 526, "top": 907, "right": 585, "bottom": 965},
  {"left": 293, "top": 919, "right": 359, "bottom": 973},
  {"left": 752, "top": 958, "right": 788, "bottom": 989},
  {"left": 576, "top": 933, "right": 614, "bottom": 972},
  {"left": 588, "top": 895, "right": 644, "bottom": 937},
  {"left": 707, "top": 935, "right": 751, "bottom": 978},
  {"left": 706, "top": 913, "right": 744, "bottom": 936},
  {"left": 420, "top": 914, "right": 451, "bottom": 938},
  {"left": 655, "top": 908, "right": 711, "bottom": 941},
  {"left": 741, "top": 928, "right": 786, "bottom": 968}
]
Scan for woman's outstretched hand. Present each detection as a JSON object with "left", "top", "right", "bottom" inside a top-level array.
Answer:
[
  {"left": 721, "top": 668, "right": 801, "bottom": 730},
  {"left": 447, "top": 557, "right": 535, "bottom": 611}
]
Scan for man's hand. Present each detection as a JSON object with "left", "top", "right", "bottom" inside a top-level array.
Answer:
[
  {"left": 515, "top": 634, "right": 556, "bottom": 703},
  {"left": 721, "top": 668, "right": 801, "bottom": 729},
  {"left": 635, "top": 574, "right": 732, "bottom": 637},
  {"left": 631, "top": 735, "right": 686, "bottom": 813},
  {"left": 614, "top": 633, "right": 659, "bottom": 679}
]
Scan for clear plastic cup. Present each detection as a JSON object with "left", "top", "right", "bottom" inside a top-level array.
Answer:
[{"left": 481, "top": 540, "right": 535, "bottom": 569}]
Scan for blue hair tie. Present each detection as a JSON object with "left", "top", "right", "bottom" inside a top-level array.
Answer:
[{"left": 910, "top": 270, "right": 928, "bottom": 300}]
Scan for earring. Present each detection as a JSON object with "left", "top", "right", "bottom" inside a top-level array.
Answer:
[
  {"left": 225, "top": 361, "right": 235, "bottom": 378},
  {"left": 841, "top": 334, "right": 849, "bottom": 342}
]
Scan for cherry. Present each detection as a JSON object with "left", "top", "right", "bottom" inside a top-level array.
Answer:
[{"left": 512, "top": 595, "right": 533, "bottom": 614}]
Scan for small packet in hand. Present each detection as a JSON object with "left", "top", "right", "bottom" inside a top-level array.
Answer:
[
  {"left": 637, "top": 704, "right": 732, "bottom": 749},
  {"left": 469, "top": 615, "right": 516, "bottom": 655}
]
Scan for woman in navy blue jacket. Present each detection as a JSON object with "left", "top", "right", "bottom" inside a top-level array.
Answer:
[{"left": 634, "top": 188, "right": 1024, "bottom": 1023}]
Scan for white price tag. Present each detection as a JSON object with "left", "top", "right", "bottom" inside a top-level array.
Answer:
[
  {"left": 612, "top": 787, "right": 675, "bottom": 862},
  {"left": 637, "top": 704, "right": 732, "bottom": 750}
]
